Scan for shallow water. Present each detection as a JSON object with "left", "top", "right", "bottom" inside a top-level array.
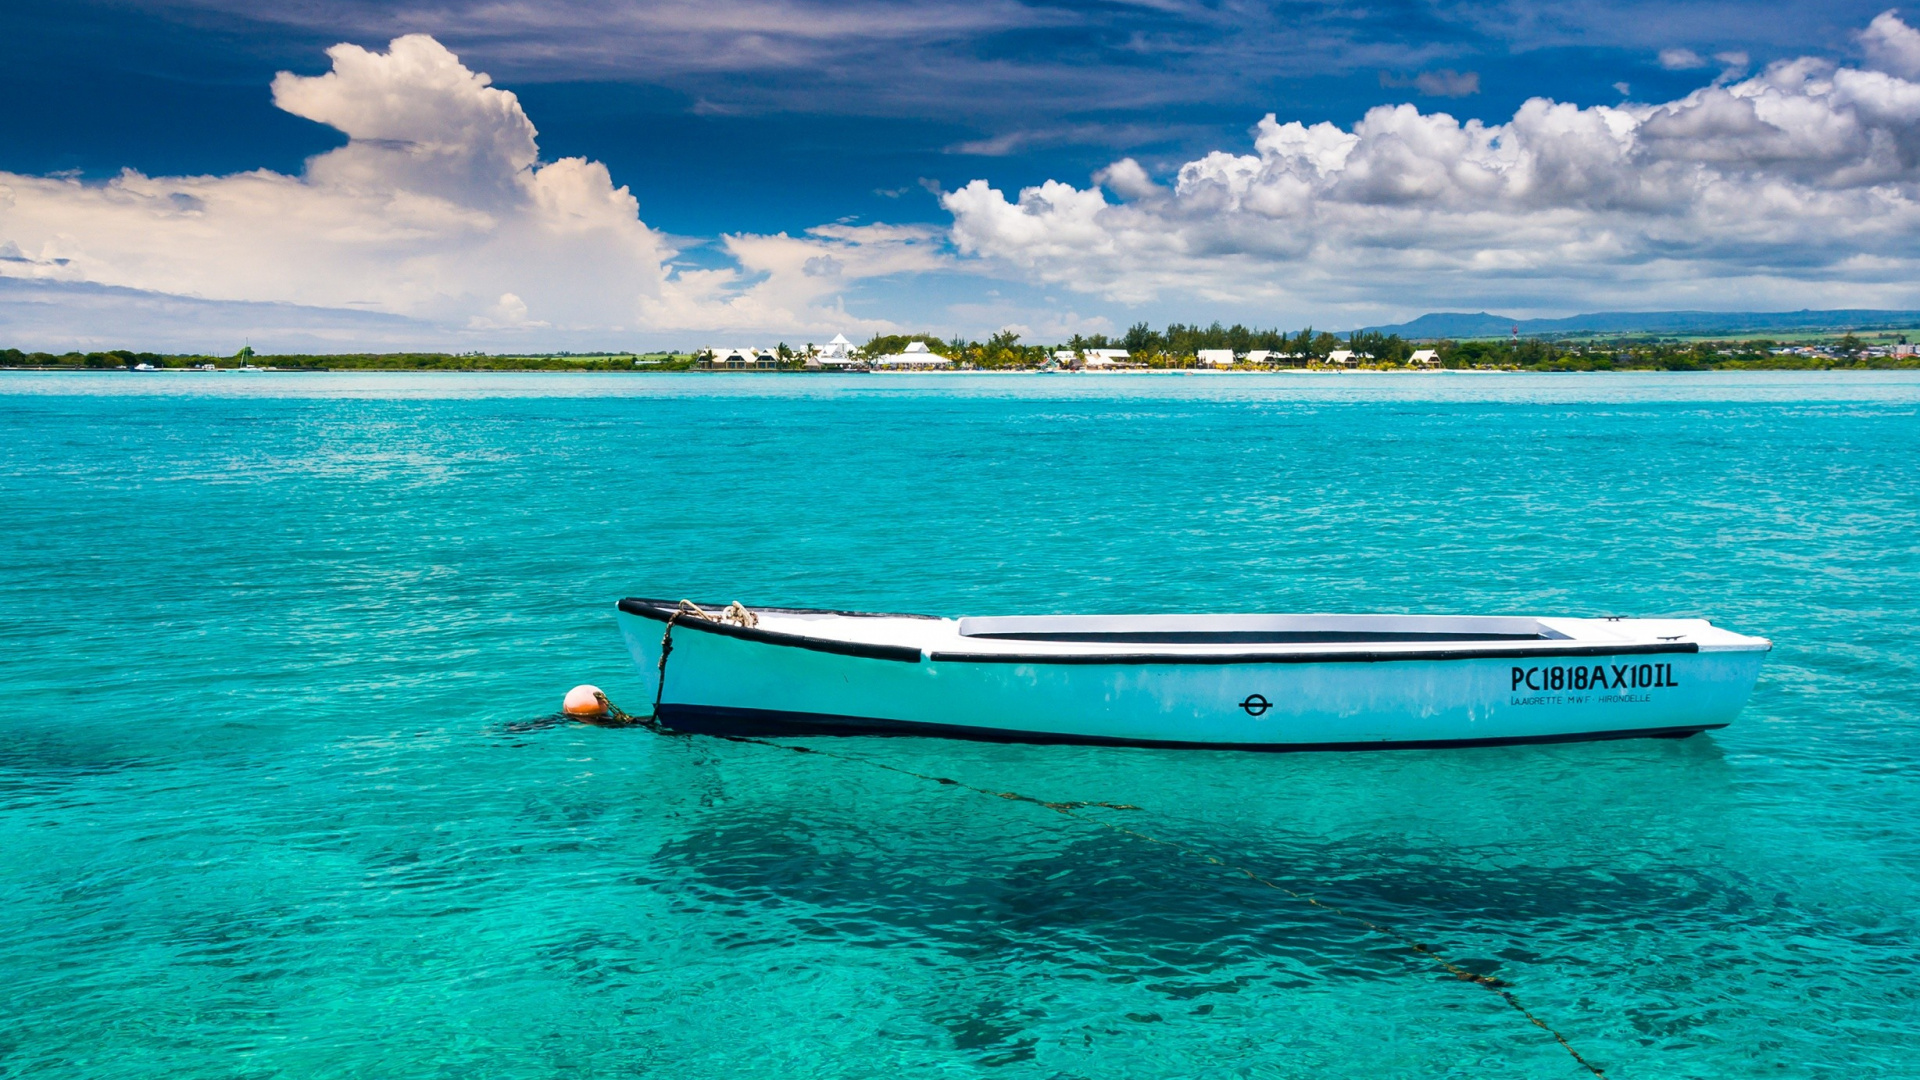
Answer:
[{"left": 2, "top": 371, "right": 1916, "bottom": 1078}]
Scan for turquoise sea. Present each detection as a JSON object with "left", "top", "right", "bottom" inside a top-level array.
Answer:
[{"left": 2, "top": 371, "right": 1917, "bottom": 1078}]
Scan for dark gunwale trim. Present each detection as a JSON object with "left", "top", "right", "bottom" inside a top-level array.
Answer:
[
  {"left": 654, "top": 703, "right": 1723, "bottom": 752},
  {"left": 927, "top": 641, "right": 1701, "bottom": 666},
  {"left": 617, "top": 598, "right": 924, "bottom": 663}
]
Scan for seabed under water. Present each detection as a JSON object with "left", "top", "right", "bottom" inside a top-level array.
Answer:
[{"left": 2, "top": 371, "right": 1916, "bottom": 1078}]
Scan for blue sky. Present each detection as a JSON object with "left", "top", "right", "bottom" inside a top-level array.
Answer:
[{"left": 5, "top": 0, "right": 1920, "bottom": 350}]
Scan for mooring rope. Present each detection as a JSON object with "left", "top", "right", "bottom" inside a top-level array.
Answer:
[
  {"left": 650, "top": 606, "right": 693, "bottom": 717},
  {"left": 614, "top": 606, "right": 1604, "bottom": 1076}
]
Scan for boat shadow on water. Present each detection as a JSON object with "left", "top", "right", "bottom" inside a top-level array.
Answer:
[
  {"left": 638, "top": 795, "right": 1771, "bottom": 975},
  {"left": 486, "top": 718, "right": 1895, "bottom": 1063},
  {"left": 654, "top": 733, "right": 1766, "bottom": 960}
]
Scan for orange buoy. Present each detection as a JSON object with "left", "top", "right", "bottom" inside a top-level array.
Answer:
[{"left": 563, "top": 684, "right": 611, "bottom": 718}]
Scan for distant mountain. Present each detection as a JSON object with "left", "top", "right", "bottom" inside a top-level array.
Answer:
[
  {"left": 1363, "top": 312, "right": 1519, "bottom": 338},
  {"left": 1361, "top": 309, "right": 1920, "bottom": 339}
]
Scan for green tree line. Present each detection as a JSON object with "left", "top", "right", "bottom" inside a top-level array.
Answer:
[{"left": 9, "top": 332, "right": 1918, "bottom": 373}]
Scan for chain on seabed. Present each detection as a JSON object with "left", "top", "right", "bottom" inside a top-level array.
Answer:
[{"left": 583, "top": 606, "right": 1609, "bottom": 1077}]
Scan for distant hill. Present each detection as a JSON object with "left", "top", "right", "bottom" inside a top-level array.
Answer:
[{"left": 1362, "top": 309, "right": 1920, "bottom": 339}]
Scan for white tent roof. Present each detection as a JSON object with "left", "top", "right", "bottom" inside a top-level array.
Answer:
[
  {"left": 874, "top": 349, "right": 950, "bottom": 366},
  {"left": 829, "top": 333, "right": 851, "bottom": 345}
]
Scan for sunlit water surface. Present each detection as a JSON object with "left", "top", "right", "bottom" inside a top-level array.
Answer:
[{"left": 2, "top": 371, "right": 1917, "bottom": 1078}]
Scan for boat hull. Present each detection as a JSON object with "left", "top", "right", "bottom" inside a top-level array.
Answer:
[{"left": 616, "top": 607, "right": 1765, "bottom": 751}]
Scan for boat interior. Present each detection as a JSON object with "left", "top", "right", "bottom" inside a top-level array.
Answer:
[
  {"left": 953, "top": 613, "right": 1571, "bottom": 645},
  {"left": 621, "top": 599, "right": 1772, "bottom": 657}
]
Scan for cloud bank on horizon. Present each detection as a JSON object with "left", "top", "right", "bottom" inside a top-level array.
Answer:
[
  {"left": 949, "top": 11, "right": 1920, "bottom": 315},
  {"left": 4, "top": 10, "right": 1920, "bottom": 348},
  {"left": 0, "top": 35, "right": 940, "bottom": 347}
]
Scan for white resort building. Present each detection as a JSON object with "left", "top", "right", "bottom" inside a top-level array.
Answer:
[
  {"left": 1410, "top": 349, "right": 1440, "bottom": 367},
  {"left": 703, "top": 347, "right": 780, "bottom": 369},
  {"left": 1197, "top": 349, "right": 1235, "bottom": 368},
  {"left": 1080, "top": 349, "right": 1129, "bottom": 368},
  {"left": 872, "top": 340, "right": 951, "bottom": 368},
  {"left": 806, "top": 334, "right": 861, "bottom": 369}
]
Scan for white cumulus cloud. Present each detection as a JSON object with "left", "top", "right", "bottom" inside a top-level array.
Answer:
[
  {"left": 642, "top": 222, "right": 947, "bottom": 333},
  {"left": 941, "top": 14, "right": 1920, "bottom": 320},
  {"left": 0, "top": 34, "right": 932, "bottom": 346},
  {"left": 1660, "top": 48, "right": 1709, "bottom": 70},
  {"left": 1092, "top": 158, "right": 1161, "bottom": 200},
  {"left": 1862, "top": 8, "right": 1920, "bottom": 79}
]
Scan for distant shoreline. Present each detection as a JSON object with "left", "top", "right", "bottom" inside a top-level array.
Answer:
[
  {"left": 11, "top": 325, "right": 1920, "bottom": 374},
  {"left": 7, "top": 364, "right": 1918, "bottom": 375}
]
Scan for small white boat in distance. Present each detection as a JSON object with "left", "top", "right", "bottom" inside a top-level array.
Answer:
[{"left": 616, "top": 599, "right": 1770, "bottom": 751}]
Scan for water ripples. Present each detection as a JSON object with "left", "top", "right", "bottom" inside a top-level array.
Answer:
[{"left": 1, "top": 373, "right": 1917, "bottom": 1077}]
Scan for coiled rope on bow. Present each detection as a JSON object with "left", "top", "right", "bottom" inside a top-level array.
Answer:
[{"left": 651, "top": 599, "right": 758, "bottom": 719}]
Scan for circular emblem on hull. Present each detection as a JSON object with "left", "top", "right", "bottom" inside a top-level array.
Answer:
[{"left": 1239, "top": 694, "right": 1272, "bottom": 717}]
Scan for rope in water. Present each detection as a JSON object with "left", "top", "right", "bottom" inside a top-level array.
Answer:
[{"left": 627, "top": 609, "right": 1606, "bottom": 1077}]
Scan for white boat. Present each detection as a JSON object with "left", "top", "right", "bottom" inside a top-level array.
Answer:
[{"left": 616, "top": 599, "right": 1770, "bottom": 750}]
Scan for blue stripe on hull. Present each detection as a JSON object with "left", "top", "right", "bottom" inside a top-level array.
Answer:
[{"left": 654, "top": 703, "right": 1721, "bottom": 752}]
